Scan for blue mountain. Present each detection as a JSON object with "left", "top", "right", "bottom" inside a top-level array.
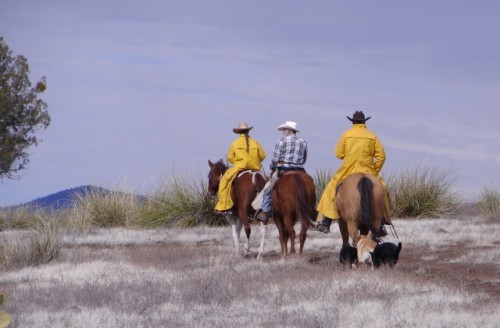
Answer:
[
  {"left": 20, "top": 185, "right": 106, "bottom": 209},
  {"left": 13, "top": 185, "right": 147, "bottom": 210}
]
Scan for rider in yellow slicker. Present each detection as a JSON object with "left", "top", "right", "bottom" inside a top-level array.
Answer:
[
  {"left": 214, "top": 122, "right": 266, "bottom": 215},
  {"left": 316, "top": 111, "right": 391, "bottom": 235}
]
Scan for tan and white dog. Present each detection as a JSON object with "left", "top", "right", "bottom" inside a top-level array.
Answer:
[{"left": 356, "top": 234, "right": 378, "bottom": 267}]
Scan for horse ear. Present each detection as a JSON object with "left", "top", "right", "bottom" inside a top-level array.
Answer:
[{"left": 208, "top": 160, "right": 214, "bottom": 168}]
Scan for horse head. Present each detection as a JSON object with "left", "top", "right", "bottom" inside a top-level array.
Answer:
[{"left": 207, "top": 159, "right": 228, "bottom": 197}]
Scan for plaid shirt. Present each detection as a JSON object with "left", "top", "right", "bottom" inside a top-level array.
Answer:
[{"left": 270, "top": 134, "right": 307, "bottom": 170}]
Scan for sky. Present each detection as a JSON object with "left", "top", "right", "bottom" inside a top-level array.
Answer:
[{"left": 1, "top": 0, "right": 499, "bottom": 206}]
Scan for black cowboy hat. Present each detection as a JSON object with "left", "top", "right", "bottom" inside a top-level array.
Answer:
[{"left": 347, "top": 111, "right": 371, "bottom": 123}]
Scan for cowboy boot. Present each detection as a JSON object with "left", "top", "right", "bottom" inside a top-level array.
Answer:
[
  {"left": 317, "top": 217, "right": 333, "bottom": 234},
  {"left": 255, "top": 210, "right": 269, "bottom": 223}
]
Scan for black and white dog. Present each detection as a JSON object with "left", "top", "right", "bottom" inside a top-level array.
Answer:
[{"left": 371, "top": 242, "right": 402, "bottom": 268}]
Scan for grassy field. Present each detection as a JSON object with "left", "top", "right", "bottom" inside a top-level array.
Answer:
[
  {"left": 1, "top": 212, "right": 499, "bottom": 327},
  {"left": 1, "top": 166, "right": 499, "bottom": 327}
]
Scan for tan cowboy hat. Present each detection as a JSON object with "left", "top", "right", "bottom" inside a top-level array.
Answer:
[
  {"left": 347, "top": 111, "right": 371, "bottom": 123},
  {"left": 233, "top": 122, "right": 253, "bottom": 133},
  {"left": 277, "top": 121, "right": 301, "bottom": 133}
]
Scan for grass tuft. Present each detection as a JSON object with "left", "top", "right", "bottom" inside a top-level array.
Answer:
[
  {"left": 386, "top": 165, "right": 462, "bottom": 218},
  {"left": 1, "top": 218, "right": 62, "bottom": 266},
  {"left": 70, "top": 186, "right": 143, "bottom": 229},
  {"left": 477, "top": 186, "right": 500, "bottom": 219},
  {"left": 0, "top": 205, "right": 43, "bottom": 230},
  {"left": 313, "top": 168, "right": 333, "bottom": 206},
  {"left": 138, "top": 175, "right": 221, "bottom": 228}
]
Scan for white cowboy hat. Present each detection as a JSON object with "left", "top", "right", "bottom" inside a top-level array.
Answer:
[
  {"left": 233, "top": 122, "right": 253, "bottom": 133},
  {"left": 277, "top": 121, "right": 300, "bottom": 133}
]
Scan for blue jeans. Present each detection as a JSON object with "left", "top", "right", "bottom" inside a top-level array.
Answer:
[
  {"left": 262, "top": 188, "right": 272, "bottom": 212},
  {"left": 261, "top": 171, "right": 279, "bottom": 212}
]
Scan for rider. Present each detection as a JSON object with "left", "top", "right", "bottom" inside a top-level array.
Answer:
[
  {"left": 214, "top": 122, "right": 267, "bottom": 215},
  {"left": 255, "top": 121, "right": 308, "bottom": 223},
  {"left": 316, "top": 111, "right": 391, "bottom": 234}
]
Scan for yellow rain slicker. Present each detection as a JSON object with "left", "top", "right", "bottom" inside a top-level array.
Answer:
[
  {"left": 317, "top": 124, "right": 387, "bottom": 220},
  {"left": 215, "top": 134, "right": 266, "bottom": 211}
]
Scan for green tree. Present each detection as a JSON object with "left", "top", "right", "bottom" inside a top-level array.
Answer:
[{"left": 0, "top": 37, "right": 50, "bottom": 179}]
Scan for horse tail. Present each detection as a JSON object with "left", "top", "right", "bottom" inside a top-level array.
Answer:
[
  {"left": 293, "top": 174, "right": 315, "bottom": 229},
  {"left": 358, "top": 176, "right": 379, "bottom": 238}
]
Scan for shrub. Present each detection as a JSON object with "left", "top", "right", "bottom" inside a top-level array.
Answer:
[
  {"left": 386, "top": 165, "right": 462, "bottom": 218},
  {"left": 313, "top": 168, "right": 333, "bottom": 206},
  {"left": 478, "top": 186, "right": 500, "bottom": 219},
  {"left": 138, "top": 174, "right": 221, "bottom": 228},
  {"left": 70, "top": 186, "right": 143, "bottom": 229},
  {"left": 1, "top": 219, "right": 61, "bottom": 266},
  {"left": 0, "top": 205, "right": 42, "bottom": 230}
]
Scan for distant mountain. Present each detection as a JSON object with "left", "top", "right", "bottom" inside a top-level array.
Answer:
[
  {"left": 18, "top": 185, "right": 106, "bottom": 210},
  {"left": 10, "top": 185, "right": 144, "bottom": 210}
]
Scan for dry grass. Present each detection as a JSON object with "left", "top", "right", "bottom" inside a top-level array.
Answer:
[
  {"left": 138, "top": 175, "right": 220, "bottom": 228},
  {"left": 1, "top": 214, "right": 499, "bottom": 327},
  {"left": 386, "top": 165, "right": 462, "bottom": 218},
  {"left": 477, "top": 186, "right": 500, "bottom": 220},
  {"left": 71, "top": 186, "right": 143, "bottom": 229}
]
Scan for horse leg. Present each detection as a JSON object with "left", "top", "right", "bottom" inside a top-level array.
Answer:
[
  {"left": 338, "top": 219, "right": 350, "bottom": 246},
  {"left": 235, "top": 217, "right": 251, "bottom": 254},
  {"left": 256, "top": 221, "right": 268, "bottom": 260},
  {"left": 299, "top": 222, "right": 307, "bottom": 254},
  {"left": 274, "top": 217, "right": 287, "bottom": 257},
  {"left": 226, "top": 215, "right": 240, "bottom": 255},
  {"left": 238, "top": 209, "right": 252, "bottom": 255},
  {"left": 347, "top": 221, "right": 359, "bottom": 247},
  {"left": 285, "top": 215, "right": 296, "bottom": 255}
]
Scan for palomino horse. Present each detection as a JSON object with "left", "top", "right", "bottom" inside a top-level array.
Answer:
[
  {"left": 271, "top": 171, "right": 316, "bottom": 256},
  {"left": 336, "top": 172, "right": 385, "bottom": 246},
  {"left": 207, "top": 159, "right": 268, "bottom": 258}
]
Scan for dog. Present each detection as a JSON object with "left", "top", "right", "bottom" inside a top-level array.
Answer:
[
  {"left": 371, "top": 242, "right": 402, "bottom": 268},
  {"left": 356, "top": 234, "right": 378, "bottom": 267},
  {"left": 339, "top": 245, "right": 358, "bottom": 268}
]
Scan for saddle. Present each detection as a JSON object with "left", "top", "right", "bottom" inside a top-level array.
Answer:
[{"left": 277, "top": 167, "right": 305, "bottom": 178}]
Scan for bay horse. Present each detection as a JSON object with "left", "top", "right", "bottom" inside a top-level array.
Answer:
[
  {"left": 271, "top": 171, "right": 316, "bottom": 256},
  {"left": 207, "top": 159, "right": 268, "bottom": 258},
  {"left": 336, "top": 172, "right": 385, "bottom": 247}
]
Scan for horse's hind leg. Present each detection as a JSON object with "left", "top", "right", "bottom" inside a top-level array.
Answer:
[
  {"left": 274, "top": 217, "right": 287, "bottom": 256},
  {"left": 237, "top": 218, "right": 251, "bottom": 255},
  {"left": 338, "top": 219, "right": 350, "bottom": 246},
  {"left": 285, "top": 215, "right": 296, "bottom": 255},
  {"left": 226, "top": 215, "right": 240, "bottom": 255},
  {"left": 299, "top": 222, "right": 307, "bottom": 254},
  {"left": 347, "top": 221, "right": 359, "bottom": 247},
  {"left": 256, "top": 222, "right": 268, "bottom": 260}
]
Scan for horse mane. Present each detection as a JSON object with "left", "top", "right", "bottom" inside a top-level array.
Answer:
[{"left": 358, "top": 177, "right": 380, "bottom": 238}]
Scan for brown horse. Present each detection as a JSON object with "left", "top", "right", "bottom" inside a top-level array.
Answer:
[
  {"left": 271, "top": 171, "right": 316, "bottom": 256},
  {"left": 336, "top": 173, "right": 385, "bottom": 246},
  {"left": 208, "top": 159, "right": 268, "bottom": 258}
]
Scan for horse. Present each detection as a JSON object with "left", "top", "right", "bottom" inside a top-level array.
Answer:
[
  {"left": 271, "top": 170, "right": 316, "bottom": 256},
  {"left": 336, "top": 172, "right": 385, "bottom": 247},
  {"left": 207, "top": 159, "right": 268, "bottom": 258}
]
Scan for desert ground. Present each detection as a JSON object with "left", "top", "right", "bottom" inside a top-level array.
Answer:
[{"left": 1, "top": 211, "right": 499, "bottom": 328}]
